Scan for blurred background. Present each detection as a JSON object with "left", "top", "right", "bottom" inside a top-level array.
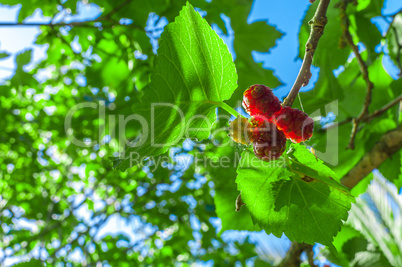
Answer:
[{"left": 0, "top": 0, "right": 401, "bottom": 266}]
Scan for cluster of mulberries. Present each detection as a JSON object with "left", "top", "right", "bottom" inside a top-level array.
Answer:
[
  {"left": 274, "top": 106, "right": 314, "bottom": 144},
  {"left": 230, "top": 84, "right": 314, "bottom": 161}
]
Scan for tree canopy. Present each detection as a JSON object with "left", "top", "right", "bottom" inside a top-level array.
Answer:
[{"left": 0, "top": 0, "right": 401, "bottom": 266}]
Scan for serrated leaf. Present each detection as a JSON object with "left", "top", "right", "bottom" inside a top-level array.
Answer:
[
  {"left": 228, "top": 58, "right": 281, "bottom": 106},
  {"left": 115, "top": 3, "right": 237, "bottom": 171},
  {"left": 236, "top": 146, "right": 354, "bottom": 249},
  {"left": 228, "top": 4, "right": 283, "bottom": 106},
  {"left": 231, "top": 9, "right": 283, "bottom": 60},
  {"left": 196, "top": 0, "right": 283, "bottom": 106},
  {"left": 288, "top": 143, "right": 340, "bottom": 183}
]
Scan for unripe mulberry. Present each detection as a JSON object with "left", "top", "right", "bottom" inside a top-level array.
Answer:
[
  {"left": 274, "top": 107, "right": 314, "bottom": 143},
  {"left": 249, "top": 117, "right": 287, "bottom": 161},
  {"left": 242, "top": 84, "right": 281, "bottom": 121},
  {"left": 229, "top": 117, "right": 252, "bottom": 145}
]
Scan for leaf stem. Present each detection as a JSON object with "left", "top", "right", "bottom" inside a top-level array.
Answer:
[{"left": 218, "top": 102, "right": 243, "bottom": 118}]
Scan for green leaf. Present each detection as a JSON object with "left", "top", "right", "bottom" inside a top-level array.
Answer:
[
  {"left": 325, "top": 227, "right": 391, "bottom": 267},
  {"left": 231, "top": 9, "right": 283, "bottom": 60},
  {"left": 63, "top": 0, "right": 78, "bottom": 14},
  {"left": 356, "top": 0, "right": 385, "bottom": 17},
  {"left": 86, "top": 38, "right": 130, "bottom": 88},
  {"left": 236, "top": 145, "right": 354, "bottom": 249},
  {"left": 367, "top": 56, "right": 394, "bottom": 111},
  {"left": 353, "top": 14, "right": 381, "bottom": 63},
  {"left": 0, "top": 52, "right": 10, "bottom": 59},
  {"left": 228, "top": 58, "right": 281, "bottom": 107},
  {"left": 10, "top": 49, "right": 35, "bottom": 87},
  {"left": 116, "top": 3, "right": 237, "bottom": 171},
  {"left": 379, "top": 150, "right": 402, "bottom": 190},
  {"left": 210, "top": 146, "right": 260, "bottom": 232},
  {"left": 387, "top": 13, "right": 402, "bottom": 75},
  {"left": 289, "top": 143, "right": 338, "bottom": 181},
  {"left": 16, "top": 49, "right": 32, "bottom": 68},
  {"left": 214, "top": 184, "right": 259, "bottom": 232},
  {"left": 299, "top": 1, "right": 350, "bottom": 70},
  {"left": 195, "top": 0, "right": 282, "bottom": 106},
  {"left": 229, "top": 4, "right": 283, "bottom": 105}
]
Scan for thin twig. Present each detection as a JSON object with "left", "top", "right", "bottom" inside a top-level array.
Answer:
[
  {"left": 365, "top": 95, "right": 402, "bottom": 122},
  {"left": 0, "top": 21, "right": 148, "bottom": 31},
  {"left": 321, "top": 118, "right": 353, "bottom": 131},
  {"left": 339, "top": 0, "right": 374, "bottom": 149},
  {"left": 322, "top": 95, "right": 402, "bottom": 131},
  {"left": 282, "top": 0, "right": 330, "bottom": 107}
]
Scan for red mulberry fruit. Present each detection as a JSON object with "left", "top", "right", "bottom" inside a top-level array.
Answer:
[
  {"left": 274, "top": 107, "right": 314, "bottom": 143},
  {"left": 242, "top": 84, "right": 281, "bottom": 121},
  {"left": 249, "top": 117, "right": 287, "bottom": 161}
]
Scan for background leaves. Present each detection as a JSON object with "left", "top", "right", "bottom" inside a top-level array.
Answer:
[{"left": 0, "top": 0, "right": 401, "bottom": 266}]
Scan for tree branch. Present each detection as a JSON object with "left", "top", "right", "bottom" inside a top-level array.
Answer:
[
  {"left": 278, "top": 243, "right": 312, "bottom": 267},
  {"left": 277, "top": 2, "right": 400, "bottom": 265},
  {"left": 278, "top": 1, "right": 330, "bottom": 264},
  {"left": 321, "top": 95, "right": 402, "bottom": 131},
  {"left": 306, "top": 245, "right": 318, "bottom": 267},
  {"left": 339, "top": 0, "right": 374, "bottom": 149},
  {"left": 341, "top": 125, "right": 402, "bottom": 188},
  {"left": 365, "top": 95, "right": 402, "bottom": 122},
  {"left": 282, "top": 0, "right": 330, "bottom": 107}
]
